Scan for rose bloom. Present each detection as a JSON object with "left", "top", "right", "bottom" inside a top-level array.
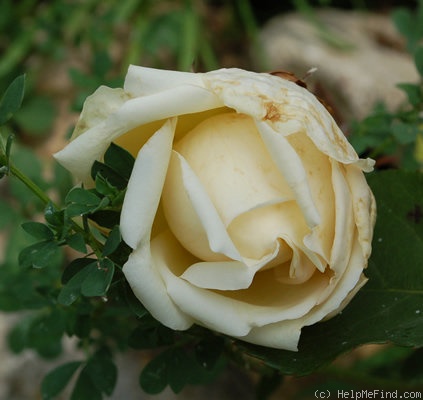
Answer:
[{"left": 55, "top": 66, "right": 376, "bottom": 351}]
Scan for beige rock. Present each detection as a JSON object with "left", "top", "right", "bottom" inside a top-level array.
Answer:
[{"left": 257, "top": 9, "right": 419, "bottom": 123}]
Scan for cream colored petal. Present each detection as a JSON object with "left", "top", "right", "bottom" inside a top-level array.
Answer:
[
  {"left": 241, "top": 320, "right": 303, "bottom": 351},
  {"left": 328, "top": 161, "right": 355, "bottom": 274},
  {"left": 72, "top": 86, "right": 131, "bottom": 139},
  {"left": 124, "top": 65, "right": 206, "bottom": 97},
  {"left": 345, "top": 166, "right": 377, "bottom": 260},
  {"left": 227, "top": 202, "right": 302, "bottom": 262},
  {"left": 163, "top": 152, "right": 222, "bottom": 262},
  {"left": 175, "top": 113, "right": 294, "bottom": 226},
  {"left": 181, "top": 242, "right": 280, "bottom": 290},
  {"left": 54, "top": 85, "right": 222, "bottom": 181},
  {"left": 54, "top": 123, "right": 112, "bottom": 182},
  {"left": 245, "top": 242, "right": 367, "bottom": 350},
  {"left": 163, "top": 151, "right": 242, "bottom": 261},
  {"left": 203, "top": 69, "right": 374, "bottom": 171},
  {"left": 274, "top": 240, "right": 316, "bottom": 285},
  {"left": 169, "top": 270, "right": 329, "bottom": 337},
  {"left": 153, "top": 231, "right": 330, "bottom": 340},
  {"left": 303, "top": 235, "right": 368, "bottom": 326},
  {"left": 256, "top": 119, "right": 321, "bottom": 229},
  {"left": 323, "top": 273, "right": 368, "bottom": 320},
  {"left": 123, "top": 244, "right": 193, "bottom": 330},
  {"left": 245, "top": 237, "right": 367, "bottom": 350},
  {"left": 120, "top": 119, "right": 176, "bottom": 249},
  {"left": 287, "top": 131, "right": 334, "bottom": 264}
]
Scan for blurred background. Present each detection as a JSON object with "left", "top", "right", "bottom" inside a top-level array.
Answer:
[{"left": 0, "top": 0, "right": 422, "bottom": 399}]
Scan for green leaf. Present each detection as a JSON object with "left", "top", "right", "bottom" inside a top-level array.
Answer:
[
  {"left": 102, "top": 141, "right": 135, "bottom": 184},
  {"left": 65, "top": 187, "right": 103, "bottom": 217},
  {"left": 21, "top": 221, "right": 54, "bottom": 240},
  {"left": 236, "top": 170, "right": 423, "bottom": 375},
  {"left": 414, "top": 46, "right": 423, "bottom": 77},
  {"left": 27, "top": 309, "right": 65, "bottom": 358},
  {"left": 392, "top": 7, "right": 419, "bottom": 52},
  {"left": 62, "top": 258, "right": 96, "bottom": 284},
  {"left": 88, "top": 210, "right": 121, "bottom": 229},
  {"left": 397, "top": 83, "right": 423, "bottom": 107},
  {"left": 58, "top": 266, "right": 93, "bottom": 305},
  {"left": 71, "top": 367, "right": 102, "bottom": 400},
  {"left": 391, "top": 121, "right": 419, "bottom": 145},
  {"left": 167, "top": 348, "right": 196, "bottom": 393},
  {"left": 67, "top": 232, "right": 87, "bottom": 253},
  {"left": 7, "top": 311, "right": 62, "bottom": 352},
  {"left": 0, "top": 74, "right": 25, "bottom": 125},
  {"left": 7, "top": 314, "right": 33, "bottom": 353},
  {"left": 102, "top": 225, "right": 121, "bottom": 257},
  {"left": 85, "top": 349, "right": 117, "bottom": 396},
  {"left": 80, "top": 258, "right": 114, "bottom": 297},
  {"left": 128, "top": 320, "right": 174, "bottom": 350},
  {"left": 18, "top": 240, "right": 59, "bottom": 269},
  {"left": 91, "top": 161, "right": 126, "bottom": 189},
  {"left": 42, "top": 361, "right": 82, "bottom": 400},
  {"left": 392, "top": 8, "right": 412, "bottom": 39},
  {"left": 139, "top": 350, "right": 169, "bottom": 394},
  {"left": 195, "top": 336, "right": 224, "bottom": 371},
  {"left": 94, "top": 173, "right": 118, "bottom": 196},
  {"left": 44, "top": 202, "right": 64, "bottom": 227}
]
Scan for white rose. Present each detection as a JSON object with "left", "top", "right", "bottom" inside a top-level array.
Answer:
[{"left": 55, "top": 66, "right": 376, "bottom": 351}]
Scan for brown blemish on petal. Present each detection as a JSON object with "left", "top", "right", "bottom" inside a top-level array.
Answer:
[
  {"left": 263, "top": 102, "right": 281, "bottom": 122},
  {"left": 269, "top": 70, "right": 338, "bottom": 122}
]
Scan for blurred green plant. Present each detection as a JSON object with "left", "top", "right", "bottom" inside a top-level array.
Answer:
[
  {"left": 349, "top": 0, "right": 423, "bottom": 170},
  {"left": 1, "top": 1, "right": 423, "bottom": 400}
]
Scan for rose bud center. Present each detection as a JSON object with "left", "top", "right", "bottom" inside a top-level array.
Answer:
[{"left": 162, "top": 112, "right": 296, "bottom": 267}]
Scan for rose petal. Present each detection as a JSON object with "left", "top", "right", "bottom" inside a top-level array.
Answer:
[
  {"left": 55, "top": 84, "right": 222, "bottom": 181},
  {"left": 203, "top": 69, "right": 375, "bottom": 172},
  {"left": 346, "top": 166, "right": 377, "bottom": 260},
  {"left": 71, "top": 86, "right": 131, "bottom": 140},
  {"left": 274, "top": 240, "right": 316, "bottom": 285},
  {"left": 305, "top": 235, "right": 368, "bottom": 324},
  {"left": 163, "top": 151, "right": 241, "bottom": 261},
  {"left": 153, "top": 231, "right": 331, "bottom": 339},
  {"left": 123, "top": 242, "right": 194, "bottom": 330},
  {"left": 242, "top": 319, "right": 303, "bottom": 351},
  {"left": 244, "top": 234, "right": 369, "bottom": 350},
  {"left": 328, "top": 161, "right": 355, "bottom": 273},
  {"left": 181, "top": 242, "right": 281, "bottom": 290},
  {"left": 175, "top": 113, "right": 294, "bottom": 226},
  {"left": 120, "top": 118, "right": 176, "bottom": 249},
  {"left": 124, "top": 65, "right": 207, "bottom": 97},
  {"left": 256, "top": 120, "right": 321, "bottom": 229},
  {"left": 287, "top": 131, "right": 334, "bottom": 264},
  {"left": 227, "top": 202, "right": 304, "bottom": 262}
]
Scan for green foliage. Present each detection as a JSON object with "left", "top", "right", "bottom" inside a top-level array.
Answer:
[
  {"left": 349, "top": 1, "right": 423, "bottom": 170},
  {"left": 41, "top": 361, "right": 83, "bottom": 400},
  {"left": 1, "top": 2, "right": 423, "bottom": 400},
  {"left": 139, "top": 338, "right": 226, "bottom": 394},
  {"left": 8, "top": 308, "right": 66, "bottom": 358},
  {"left": 0, "top": 74, "right": 25, "bottom": 126},
  {"left": 41, "top": 350, "right": 118, "bottom": 400}
]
